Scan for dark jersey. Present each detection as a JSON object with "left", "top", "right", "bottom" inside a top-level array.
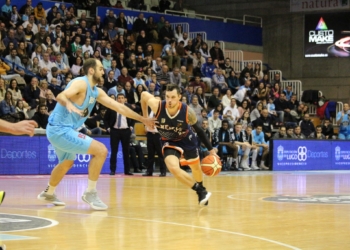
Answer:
[{"left": 155, "top": 100, "right": 191, "bottom": 141}]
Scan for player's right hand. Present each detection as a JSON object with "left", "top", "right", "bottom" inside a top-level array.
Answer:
[
  {"left": 12, "top": 120, "right": 37, "bottom": 137},
  {"left": 66, "top": 102, "right": 83, "bottom": 116}
]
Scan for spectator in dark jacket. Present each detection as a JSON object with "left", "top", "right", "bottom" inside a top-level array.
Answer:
[
  {"left": 321, "top": 119, "right": 334, "bottom": 139},
  {"left": 132, "top": 13, "right": 147, "bottom": 36},
  {"left": 31, "top": 104, "right": 49, "bottom": 129},
  {"left": 23, "top": 77, "right": 40, "bottom": 109},
  {"left": 299, "top": 113, "right": 315, "bottom": 138},
  {"left": 252, "top": 108, "right": 274, "bottom": 142}
]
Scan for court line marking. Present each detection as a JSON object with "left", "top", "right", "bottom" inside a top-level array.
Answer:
[
  {"left": 8, "top": 207, "right": 301, "bottom": 250},
  {"left": 0, "top": 233, "right": 38, "bottom": 241},
  {"left": 0, "top": 213, "right": 59, "bottom": 233}
]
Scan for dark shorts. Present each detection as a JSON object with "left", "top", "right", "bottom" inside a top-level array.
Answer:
[{"left": 161, "top": 135, "right": 200, "bottom": 166}]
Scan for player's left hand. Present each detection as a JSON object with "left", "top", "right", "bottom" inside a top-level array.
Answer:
[{"left": 141, "top": 117, "right": 158, "bottom": 129}]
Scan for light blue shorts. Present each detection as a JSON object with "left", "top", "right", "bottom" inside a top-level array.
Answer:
[
  {"left": 338, "top": 132, "right": 350, "bottom": 140},
  {"left": 46, "top": 124, "right": 93, "bottom": 163}
]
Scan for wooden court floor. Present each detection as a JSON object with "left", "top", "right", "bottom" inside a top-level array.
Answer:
[{"left": 1, "top": 171, "right": 350, "bottom": 250}]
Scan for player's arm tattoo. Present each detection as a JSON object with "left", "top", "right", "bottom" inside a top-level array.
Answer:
[{"left": 187, "top": 107, "right": 198, "bottom": 125}]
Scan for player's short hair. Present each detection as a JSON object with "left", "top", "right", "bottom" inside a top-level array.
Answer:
[
  {"left": 166, "top": 83, "right": 181, "bottom": 94},
  {"left": 83, "top": 58, "right": 98, "bottom": 75}
]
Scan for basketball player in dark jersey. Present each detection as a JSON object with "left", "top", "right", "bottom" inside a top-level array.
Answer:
[{"left": 141, "top": 84, "right": 218, "bottom": 206}]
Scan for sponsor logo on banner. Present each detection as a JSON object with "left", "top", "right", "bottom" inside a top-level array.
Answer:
[
  {"left": 334, "top": 146, "right": 350, "bottom": 164},
  {"left": 308, "top": 17, "right": 334, "bottom": 45},
  {"left": 276, "top": 144, "right": 328, "bottom": 164},
  {"left": 1, "top": 148, "right": 36, "bottom": 160},
  {"left": 291, "top": 0, "right": 349, "bottom": 12}
]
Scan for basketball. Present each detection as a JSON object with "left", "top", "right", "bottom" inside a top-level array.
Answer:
[{"left": 201, "top": 155, "right": 222, "bottom": 177}]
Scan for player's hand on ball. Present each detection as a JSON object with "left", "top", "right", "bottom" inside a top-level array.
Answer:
[{"left": 209, "top": 148, "right": 218, "bottom": 157}]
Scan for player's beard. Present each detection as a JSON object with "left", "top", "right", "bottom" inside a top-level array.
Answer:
[{"left": 93, "top": 73, "right": 101, "bottom": 85}]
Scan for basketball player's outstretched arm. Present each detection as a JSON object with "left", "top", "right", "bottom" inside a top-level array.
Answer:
[
  {"left": 140, "top": 91, "right": 161, "bottom": 117},
  {"left": 97, "top": 89, "right": 157, "bottom": 128},
  {"left": 187, "top": 107, "right": 218, "bottom": 156},
  {"left": 0, "top": 119, "right": 36, "bottom": 136}
]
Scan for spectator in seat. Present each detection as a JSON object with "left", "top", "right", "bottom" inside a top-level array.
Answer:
[
  {"left": 208, "top": 109, "right": 222, "bottom": 134},
  {"left": 104, "top": 10, "right": 117, "bottom": 27},
  {"left": 227, "top": 71, "right": 240, "bottom": 94},
  {"left": 221, "top": 88, "right": 234, "bottom": 109},
  {"left": 283, "top": 84, "right": 294, "bottom": 101},
  {"left": 223, "top": 98, "right": 239, "bottom": 128},
  {"left": 294, "top": 125, "right": 306, "bottom": 139},
  {"left": 0, "top": 91, "right": 16, "bottom": 117},
  {"left": 300, "top": 113, "right": 315, "bottom": 138},
  {"left": 209, "top": 41, "right": 225, "bottom": 67},
  {"left": 34, "top": 2, "right": 45, "bottom": 22},
  {"left": 250, "top": 102, "right": 263, "bottom": 123},
  {"left": 212, "top": 68, "right": 228, "bottom": 91},
  {"left": 238, "top": 99, "right": 251, "bottom": 117},
  {"left": 252, "top": 108, "right": 273, "bottom": 142},
  {"left": 271, "top": 72, "right": 281, "bottom": 86},
  {"left": 190, "top": 75, "right": 206, "bottom": 92},
  {"left": 221, "top": 57, "right": 233, "bottom": 78},
  {"left": 274, "top": 92, "right": 289, "bottom": 124},
  {"left": 215, "top": 120, "right": 238, "bottom": 170},
  {"left": 198, "top": 119, "right": 211, "bottom": 160},
  {"left": 1, "top": 0, "right": 12, "bottom": 20},
  {"left": 239, "top": 63, "right": 253, "bottom": 84},
  {"left": 46, "top": 90, "right": 56, "bottom": 113},
  {"left": 128, "top": 0, "right": 146, "bottom": 10},
  {"left": 161, "top": 39, "right": 180, "bottom": 70},
  {"left": 233, "top": 79, "right": 251, "bottom": 104},
  {"left": 321, "top": 119, "right": 334, "bottom": 139},
  {"left": 272, "top": 125, "right": 287, "bottom": 139},
  {"left": 118, "top": 67, "right": 134, "bottom": 87},
  {"left": 146, "top": 16, "right": 158, "bottom": 43},
  {"left": 200, "top": 57, "right": 215, "bottom": 92},
  {"left": 207, "top": 87, "right": 221, "bottom": 111},
  {"left": 116, "top": 12, "right": 128, "bottom": 35},
  {"left": 23, "top": 77, "right": 40, "bottom": 111},
  {"left": 16, "top": 100, "right": 29, "bottom": 119},
  {"left": 156, "top": 64, "right": 170, "bottom": 92},
  {"left": 237, "top": 110, "right": 251, "bottom": 131},
  {"left": 192, "top": 51, "right": 205, "bottom": 77},
  {"left": 5, "top": 48, "right": 24, "bottom": 76},
  {"left": 251, "top": 125, "right": 269, "bottom": 170},
  {"left": 159, "top": 20, "right": 174, "bottom": 45},
  {"left": 336, "top": 103, "right": 350, "bottom": 140},
  {"left": 132, "top": 13, "right": 147, "bottom": 38},
  {"left": 309, "top": 125, "right": 326, "bottom": 139},
  {"left": 189, "top": 95, "right": 202, "bottom": 121},
  {"left": 31, "top": 104, "right": 49, "bottom": 129},
  {"left": 286, "top": 126, "right": 294, "bottom": 138}
]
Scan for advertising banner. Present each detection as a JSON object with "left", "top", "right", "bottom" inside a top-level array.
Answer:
[
  {"left": 291, "top": 0, "right": 349, "bottom": 12},
  {"left": 0, "top": 135, "right": 125, "bottom": 175},
  {"left": 97, "top": 7, "right": 262, "bottom": 46},
  {"left": 272, "top": 139, "right": 350, "bottom": 170},
  {"left": 304, "top": 13, "right": 350, "bottom": 58}
]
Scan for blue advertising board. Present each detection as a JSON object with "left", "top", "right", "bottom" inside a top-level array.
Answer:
[
  {"left": 0, "top": 135, "right": 125, "bottom": 175},
  {"left": 10, "top": 0, "right": 72, "bottom": 15},
  {"left": 97, "top": 7, "right": 263, "bottom": 46},
  {"left": 271, "top": 139, "right": 350, "bottom": 171}
]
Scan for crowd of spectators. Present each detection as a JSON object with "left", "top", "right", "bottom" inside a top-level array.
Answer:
[{"left": 0, "top": 0, "right": 344, "bottom": 172}]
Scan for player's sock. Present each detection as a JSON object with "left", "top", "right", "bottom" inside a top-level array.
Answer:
[
  {"left": 191, "top": 183, "right": 200, "bottom": 191},
  {"left": 86, "top": 179, "right": 97, "bottom": 192},
  {"left": 44, "top": 184, "right": 56, "bottom": 195}
]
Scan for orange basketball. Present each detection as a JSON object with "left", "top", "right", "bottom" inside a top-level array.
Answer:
[{"left": 201, "top": 155, "right": 222, "bottom": 177}]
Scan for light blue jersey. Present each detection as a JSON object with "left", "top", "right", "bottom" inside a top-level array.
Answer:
[
  {"left": 46, "top": 76, "right": 99, "bottom": 163},
  {"left": 252, "top": 130, "right": 266, "bottom": 145},
  {"left": 48, "top": 76, "right": 99, "bottom": 129}
]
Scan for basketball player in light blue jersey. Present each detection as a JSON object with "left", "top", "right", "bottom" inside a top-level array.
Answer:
[
  {"left": 37, "top": 59, "right": 156, "bottom": 210},
  {"left": 336, "top": 103, "right": 350, "bottom": 140}
]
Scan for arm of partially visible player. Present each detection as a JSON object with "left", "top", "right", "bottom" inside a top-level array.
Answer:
[
  {"left": 188, "top": 107, "right": 217, "bottom": 156},
  {"left": 97, "top": 88, "right": 157, "bottom": 128},
  {"left": 141, "top": 91, "right": 160, "bottom": 118},
  {"left": 0, "top": 119, "right": 37, "bottom": 136},
  {"left": 56, "top": 79, "right": 85, "bottom": 116}
]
